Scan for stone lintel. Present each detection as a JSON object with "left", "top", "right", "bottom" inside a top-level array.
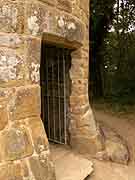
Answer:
[
  {"left": 42, "top": 32, "right": 82, "bottom": 50},
  {"left": 25, "top": 1, "right": 84, "bottom": 45}
]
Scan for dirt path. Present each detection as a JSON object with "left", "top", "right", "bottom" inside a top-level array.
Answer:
[
  {"left": 91, "top": 159, "right": 135, "bottom": 180},
  {"left": 91, "top": 109, "right": 135, "bottom": 180}
]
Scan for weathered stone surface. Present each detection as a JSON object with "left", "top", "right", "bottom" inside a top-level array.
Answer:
[
  {"left": 0, "top": 160, "right": 31, "bottom": 180},
  {"left": 70, "top": 103, "right": 89, "bottom": 116},
  {"left": 70, "top": 62, "right": 88, "bottom": 79},
  {"left": 26, "top": 2, "right": 84, "bottom": 43},
  {"left": 39, "top": 0, "right": 57, "bottom": 6},
  {"left": 9, "top": 85, "right": 41, "bottom": 120},
  {"left": 105, "top": 139, "right": 129, "bottom": 165},
  {"left": 29, "top": 153, "right": 56, "bottom": 180},
  {"left": 0, "top": 47, "right": 25, "bottom": 87},
  {"left": 0, "top": 126, "right": 33, "bottom": 161},
  {"left": 0, "top": 88, "right": 14, "bottom": 104},
  {"left": 0, "top": 162, "right": 23, "bottom": 180},
  {"left": 21, "top": 160, "right": 29, "bottom": 178},
  {"left": 0, "top": 102, "right": 8, "bottom": 130},
  {"left": 57, "top": 0, "right": 72, "bottom": 13},
  {"left": 56, "top": 14, "right": 84, "bottom": 43},
  {"left": 75, "top": 109, "right": 97, "bottom": 131},
  {"left": 96, "top": 122, "right": 130, "bottom": 165},
  {"left": 50, "top": 144, "right": 94, "bottom": 179},
  {"left": 28, "top": 117, "right": 49, "bottom": 153},
  {"left": 79, "top": 0, "right": 89, "bottom": 13},
  {"left": 70, "top": 95, "right": 89, "bottom": 106},
  {"left": 25, "top": 37, "right": 41, "bottom": 84},
  {"left": 71, "top": 79, "right": 88, "bottom": 96},
  {"left": 72, "top": 5, "right": 82, "bottom": 19},
  {"left": 0, "top": 0, "right": 24, "bottom": 33},
  {"left": 71, "top": 48, "right": 89, "bottom": 59},
  {"left": 0, "top": 33, "right": 24, "bottom": 48},
  {"left": 26, "top": 2, "right": 54, "bottom": 36},
  {"left": 70, "top": 133, "right": 104, "bottom": 156}
]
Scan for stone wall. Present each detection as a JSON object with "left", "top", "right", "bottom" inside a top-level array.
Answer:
[{"left": 0, "top": 0, "right": 103, "bottom": 179}]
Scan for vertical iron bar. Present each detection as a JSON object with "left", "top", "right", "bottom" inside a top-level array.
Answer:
[
  {"left": 46, "top": 48, "right": 50, "bottom": 139},
  {"left": 63, "top": 48, "right": 67, "bottom": 144},
  {"left": 46, "top": 49, "right": 51, "bottom": 138},
  {"left": 52, "top": 51, "right": 56, "bottom": 140},
  {"left": 58, "top": 49, "right": 62, "bottom": 142}
]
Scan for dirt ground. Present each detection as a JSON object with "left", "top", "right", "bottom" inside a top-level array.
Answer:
[{"left": 91, "top": 109, "right": 135, "bottom": 180}]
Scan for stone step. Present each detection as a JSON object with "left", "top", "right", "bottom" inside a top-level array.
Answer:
[{"left": 50, "top": 144, "right": 93, "bottom": 180}]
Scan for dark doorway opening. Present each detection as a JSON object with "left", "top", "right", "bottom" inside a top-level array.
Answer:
[{"left": 40, "top": 42, "right": 71, "bottom": 145}]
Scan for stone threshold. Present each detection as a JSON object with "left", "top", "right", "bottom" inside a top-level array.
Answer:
[{"left": 50, "top": 143, "right": 93, "bottom": 180}]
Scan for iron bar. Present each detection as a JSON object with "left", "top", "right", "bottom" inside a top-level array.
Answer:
[
  {"left": 63, "top": 48, "right": 67, "bottom": 144},
  {"left": 52, "top": 54, "right": 56, "bottom": 140},
  {"left": 46, "top": 48, "right": 51, "bottom": 139},
  {"left": 58, "top": 49, "right": 62, "bottom": 142}
]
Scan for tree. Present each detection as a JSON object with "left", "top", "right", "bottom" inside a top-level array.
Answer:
[
  {"left": 90, "top": 0, "right": 135, "bottom": 103},
  {"left": 102, "top": 0, "right": 135, "bottom": 104},
  {"left": 90, "top": 0, "right": 115, "bottom": 98}
]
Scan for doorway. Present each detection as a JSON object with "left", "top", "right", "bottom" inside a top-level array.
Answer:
[{"left": 40, "top": 42, "right": 71, "bottom": 145}]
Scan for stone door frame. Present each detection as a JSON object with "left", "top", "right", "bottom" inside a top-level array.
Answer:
[
  {"left": 39, "top": 32, "right": 101, "bottom": 155},
  {"left": 25, "top": 0, "right": 101, "bottom": 155}
]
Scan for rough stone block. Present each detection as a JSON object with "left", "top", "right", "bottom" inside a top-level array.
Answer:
[
  {"left": 9, "top": 85, "right": 41, "bottom": 120},
  {"left": 71, "top": 48, "right": 89, "bottom": 59},
  {"left": 39, "top": 0, "right": 57, "bottom": 6},
  {"left": 0, "top": 162, "right": 23, "bottom": 180},
  {"left": 70, "top": 95, "right": 89, "bottom": 106},
  {"left": 0, "top": 126, "right": 33, "bottom": 161},
  {"left": 0, "top": 102, "right": 8, "bottom": 130},
  {"left": 98, "top": 122, "right": 130, "bottom": 164},
  {"left": 70, "top": 133, "right": 104, "bottom": 156},
  {"left": 0, "top": 33, "right": 24, "bottom": 49},
  {"left": 25, "top": 37, "right": 41, "bottom": 84},
  {"left": 76, "top": 109, "right": 97, "bottom": 130},
  {"left": 72, "top": 6, "right": 82, "bottom": 19},
  {"left": 29, "top": 154, "right": 56, "bottom": 180},
  {"left": 56, "top": 14, "right": 84, "bottom": 43},
  {"left": 28, "top": 117, "right": 49, "bottom": 153},
  {"left": 21, "top": 161, "right": 29, "bottom": 178},
  {"left": 57, "top": 0, "right": 72, "bottom": 13},
  {"left": 26, "top": 2, "right": 84, "bottom": 43},
  {"left": 79, "top": 0, "right": 89, "bottom": 13},
  {"left": 0, "top": 0, "right": 24, "bottom": 33},
  {"left": 71, "top": 79, "right": 88, "bottom": 96},
  {"left": 70, "top": 62, "right": 88, "bottom": 79},
  {"left": 0, "top": 47, "right": 25, "bottom": 87},
  {"left": 26, "top": 2, "right": 54, "bottom": 36},
  {"left": 70, "top": 103, "right": 90, "bottom": 116},
  {"left": 0, "top": 87, "right": 15, "bottom": 102}
]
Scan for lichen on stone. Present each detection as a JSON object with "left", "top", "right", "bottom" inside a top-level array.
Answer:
[
  {"left": 58, "top": 16, "right": 65, "bottom": 28},
  {"left": 0, "top": 5, "right": 18, "bottom": 29},
  {"left": 28, "top": 16, "right": 40, "bottom": 35},
  {"left": 0, "top": 52, "right": 23, "bottom": 82},
  {"left": 30, "top": 62, "right": 40, "bottom": 83},
  {"left": 67, "top": 22, "right": 76, "bottom": 30}
]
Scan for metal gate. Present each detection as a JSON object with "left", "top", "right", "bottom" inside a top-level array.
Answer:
[{"left": 41, "top": 44, "right": 71, "bottom": 144}]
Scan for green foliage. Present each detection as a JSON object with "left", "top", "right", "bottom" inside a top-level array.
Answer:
[
  {"left": 90, "top": 0, "right": 116, "bottom": 97},
  {"left": 91, "top": 0, "right": 135, "bottom": 106},
  {"left": 91, "top": 0, "right": 115, "bottom": 48},
  {"left": 102, "top": 31, "right": 135, "bottom": 104}
]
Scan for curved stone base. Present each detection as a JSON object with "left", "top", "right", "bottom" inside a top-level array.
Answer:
[
  {"left": 70, "top": 132, "right": 104, "bottom": 156},
  {"left": 95, "top": 122, "right": 130, "bottom": 165},
  {"left": 0, "top": 152, "right": 56, "bottom": 180}
]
